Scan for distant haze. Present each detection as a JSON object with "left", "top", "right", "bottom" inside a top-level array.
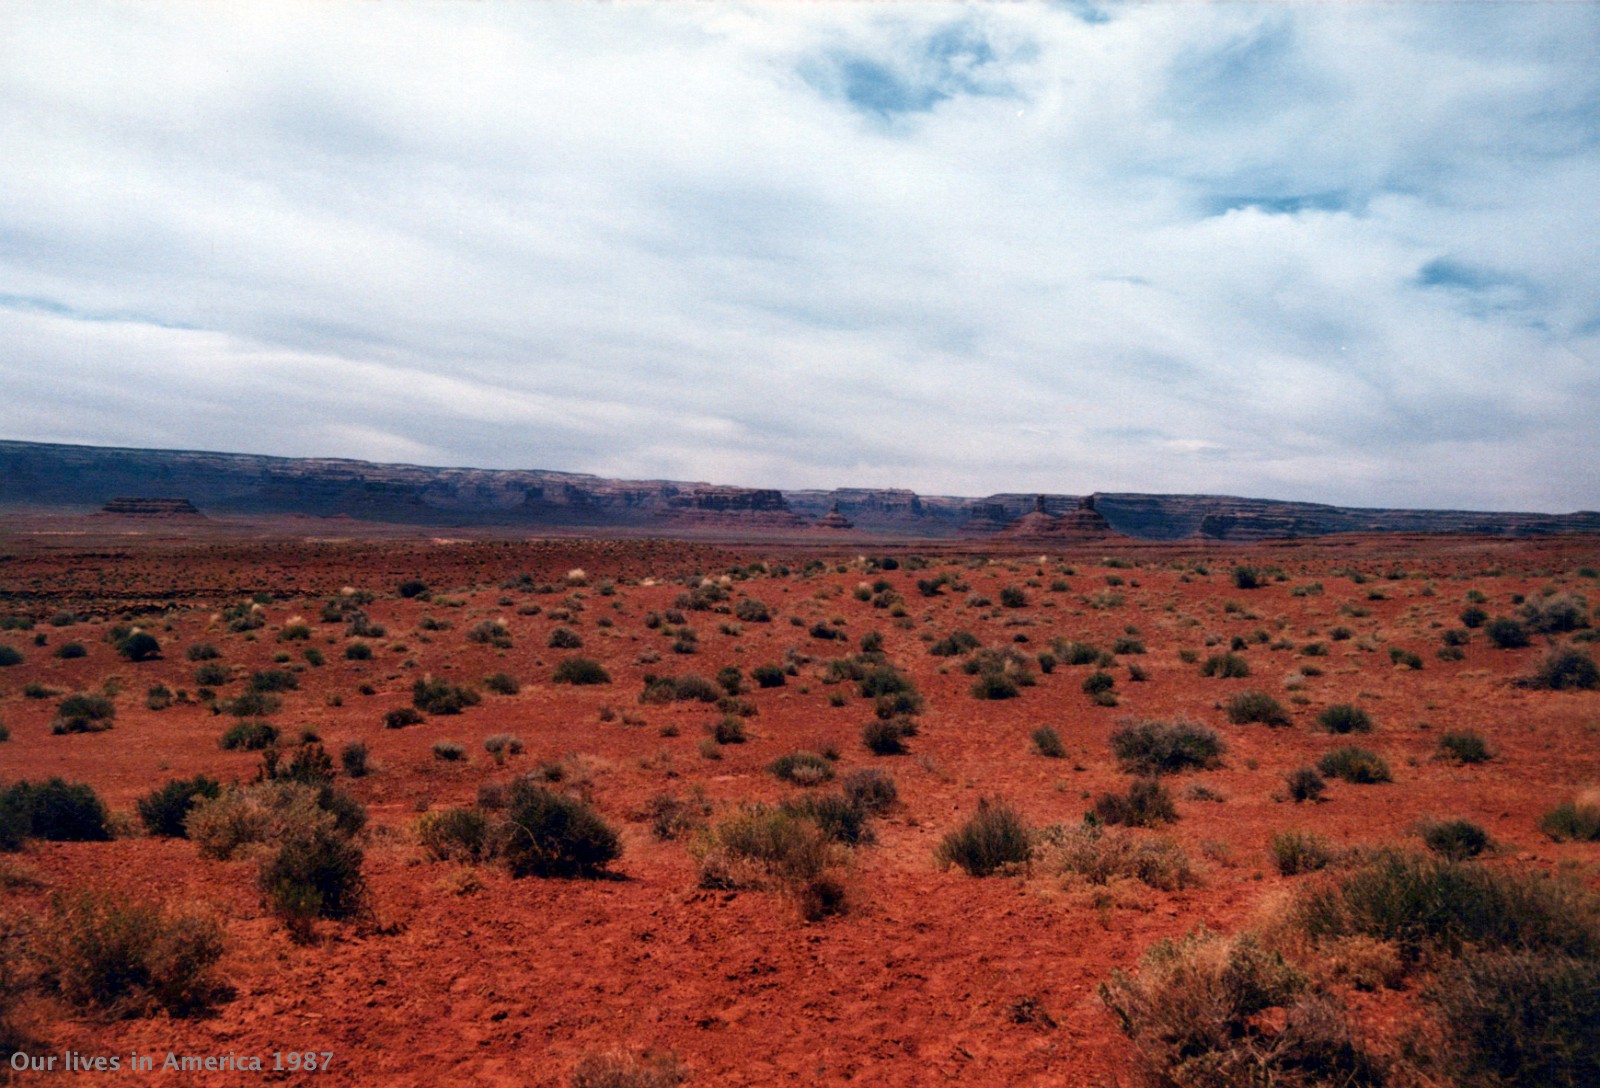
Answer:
[{"left": 2, "top": 3, "right": 1597, "bottom": 511}]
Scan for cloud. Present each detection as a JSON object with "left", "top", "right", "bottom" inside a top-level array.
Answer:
[{"left": 0, "top": 1, "right": 1596, "bottom": 511}]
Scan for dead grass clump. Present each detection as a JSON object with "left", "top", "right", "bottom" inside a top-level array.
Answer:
[
  {"left": 693, "top": 804, "right": 848, "bottom": 919},
  {"left": 1037, "top": 823, "right": 1197, "bottom": 891},
  {"left": 569, "top": 1047, "right": 687, "bottom": 1088},
  {"left": 1092, "top": 778, "right": 1178, "bottom": 827}
]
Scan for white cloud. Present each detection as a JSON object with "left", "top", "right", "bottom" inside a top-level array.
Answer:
[{"left": 1, "top": 1, "right": 1596, "bottom": 510}]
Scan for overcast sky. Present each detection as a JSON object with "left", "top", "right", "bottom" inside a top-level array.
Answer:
[{"left": 2, "top": 2, "right": 1597, "bottom": 510}]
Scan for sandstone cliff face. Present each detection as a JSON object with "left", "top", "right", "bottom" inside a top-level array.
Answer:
[{"left": 3, "top": 440, "right": 1596, "bottom": 540}]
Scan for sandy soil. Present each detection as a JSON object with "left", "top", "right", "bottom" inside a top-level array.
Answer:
[{"left": 1, "top": 526, "right": 1597, "bottom": 1086}]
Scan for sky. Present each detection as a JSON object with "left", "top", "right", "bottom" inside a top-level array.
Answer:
[{"left": 2, "top": 2, "right": 1598, "bottom": 511}]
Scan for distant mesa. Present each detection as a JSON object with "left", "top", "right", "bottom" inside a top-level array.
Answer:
[
  {"left": 99, "top": 497, "right": 203, "bottom": 518},
  {"left": 815, "top": 502, "right": 854, "bottom": 530},
  {"left": 996, "top": 494, "right": 1115, "bottom": 541}
]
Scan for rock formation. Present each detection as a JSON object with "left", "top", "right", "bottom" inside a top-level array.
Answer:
[
  {"left": 815, "top": 502, "right": 854, "bottom": 530},
  {"left": 99, "top": 497, "right": 203, "bottom": 517}
]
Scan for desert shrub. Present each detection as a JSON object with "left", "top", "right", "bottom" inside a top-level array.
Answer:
[
  {"left": 569, "top": 1047, "right": 689, "bottom": 1088},
  {"left": 770, "top": 750, "right": 834, "bottom": 786},
  {"left": 1420, "top": 818, "right": 1491, "bottom": 860},
  {"left": 51, "top": 692, "right": 116, "bottom": 734},
  {"left": 248, "top": 668, "right": 298, "bottom": 693},
  {"left": 397, "top": 579, "right": 428, "bottom": 598},
  {"left": 1484, "top": 617, "right": 1530, "bottom": 649},
  {"left": 970, "top": 671, "right": 1019, "bottom": 700},
  {"left": 261, "top": 742, "right": 336, "bottom": 787},
  {"left": 138, "top": 777, "right": 222, "bottom": 838},
  {"left": 0, "top": 646, "right": 19, "bottom": 668},
  {"left": 1441, "top": 627, "right": 1471, "bottom": 647},
  {"left": 1287, "top": 767, "right": 1327, "bottom": 803},
  {"left": 1460, "top": 605, "right": 1489, "bottom": 628},
  {"left": 116, "top": 632, "right": 161, "bottom": 662},
  {"left": 1521, "top": 593, "right": 1590, "bottom": 634},
  {"left": 185, "top": 781, "right": 321, "bottom": 860},
  {"left": 483, "top": 734, "right": 525, "bottom": 761},
  {"left": 193, "top": 661, "right": 229, "bottom": 687},
  {"left": 1099, "top": 929, "right": 1381, "bottom": 1088},
  {"left": 432, "top": 740, "right": 467, "bottom": 762},
  {"left": 751, "top": 664, "right": 786, "bottom": 688},
  {"left": 1, "top": 778, "right": 111, "bottom": 842},
  {"left": 1113, "top": 636, "right": 1146, "bottom": 655},
  {"left": 645, "top": 792, "right": 710, "bottom": 842},
  {"left": 37, "top": 891, "right": 225, "bottom": 1015},
  {"left": 1093, "top": 778, "right": 1177, "bottom": 827},
  {"left": 1388, "top": 647, "right": 1424, "bottom": 670},
  {"left": 219, "top": 720, "right": 277, "bottom": 750},
  {"left": 470, "top": 620, "right": 514, "bottom": 647},
  {"left": 546, "top": 626, "right": 582, "bottom": 650},
  {"left": 340, "top": 741, "right": 369, "bottom": 778},
  {"left": 1110, "top": 718, "right": 1224, "bottom": 775},
  {"left": 781, "top": 792, "right": 871, "bottom": 846},
  {"left": 693, "top": 804, "right": 843, "bottom": 917},
  {"left": 703, "top": 715, "right": 745, "bottom": 745},
  {"left": 417, "top": 807, "right": 495, "bottom": 862},
  {"left": 1200, "top": 652, "right": 1250, "bottom": 678},
  {"left": 1521, "top": 646, "right": 1599, "bottom": 691},
  {"left": 714, "top": 666, "right": 744, "bottom": 695},
  {"left": 935, "top": 797, "right": 1032, "bottom": 876},
  {"left": 733, "top": 598, "right": 770, "bottom": 623},
  {"left": 1437, "top": 730, "right": 1492, "bottom": 764},
  {"left": 1055, "top": 640, "right": 1101, "bottom": 666},
  {"left": 1038, "top": 823, "right": 1196, "bottom": 890},
  {"left": 841, "top": 769, "right": 897, "bottom": 814},
  {"left": 259, "top": 821, "right": 368, "bottom": 935},
  {"left": 501, "top": 782, "right": 620, "bottom": 878},
  {"left": 55, "top": 641, "right": 87, "bottom": 659},
  {"left": 1292, "top": 848, "right": 1600, "bottom": 963},
  {"left": 1316, "top": 704, "right": 1373, "bottom": 734},
  {"left": 1232, "top": 565, "right": 1263, "bottom": 589},
  {"left": 1082, "top": 670, "right": 1115, "bottom": 695},
  {"left": 344, "top": 641, "right": 373, "bottom": 661},
  {"left": 1427, "top": 951, "right": 1600, "bottom": 1088},
  {"left": 1270, "top": 830, "right": 1338, "bottom": 875},
  {"left": 1226, "top": 690, "right": 1291, "bottom": 727},
  {"left": 219, "top": 690, "right": 280, "bottom": 718},
  {"left": 1317, "top": 747, "right": 1391, "bottom": 785},
  {"left": 859, "top": 664, "right": 916, "bottom": 700},
  {"left": 1031, "top": 726, "right": 1067, "bottom": 758},
  {"left": 862, "top": 716, "right": 915, "bottom": 755},
  {"left": 1540, "top": 800, "right": 1600, "bottom": 842},
  {"left": 412, "top": 676, "right": 481, "bottom": 714},
  {"left": 186, "top": 642, "right": 220, "bottom": 661},
  {"left": 999, "top": 586, "right": 1028, "bottom": 608}
]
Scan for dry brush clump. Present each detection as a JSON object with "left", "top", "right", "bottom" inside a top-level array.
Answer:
[{"left": 692, "top": 803, "right": 849, "bottom": 920}]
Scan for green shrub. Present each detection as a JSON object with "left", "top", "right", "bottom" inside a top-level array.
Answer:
[
  {"left": 263, "top": 743, "right": 336, "bottom": 787},
  {"left": 692, "top": 804, "right": 837, "bottom": 909},
  {"left": 344, "top": 641, "right": 373, "bottom": 660},
  {"left": 841, "top": 769, "right": 897, "bottom": 814},
  {"left": 1521, "top": 646, "right": 1599, "bottom": 691},
  {"left": 751, "top": 664, "right": 786, "bottom": 688},
  {"left": 1055, "top": 640, "right": 1100, "bottom": 666},
  {"left": 417, "top": 807, "right": 495, "bottom": 862},
  {"left": 412, "top": 676, "right": 481, "bottom": 714},
  {"left": 1082, "top": 670, "right": 1115, "bottom": 695},
  {"left": 1092, "top": 778, "right": 1177, "bottom": 827},
  {"left": 862, "top": 716, "right": 915, "bottom": 755},
  {"left": 186, "top": 642, "right": 220, "bottom": 661},
  {"left": 501, "top": 782, "right": 620, "bottom": 878},
  {"left": 220, "top": 720, "right": 278, "bottom": 750},
  {"left": 384, "top": 707, "right": 424, "bottom": 729},
  {"left": 770, "top": 750, "right": 834, "bottom": 785},
  {"left": 51, "top": 692, "right": 116, "bottom": 734},
  {"left": 930, "top": 630, "right": 981, "bottom": 657},
  {"left": 1270, "top": 830, "right": 1337, "bottom": 875},
  {"left": 1031, "top": 726, "right": 1067, "bottom": 758},
  {"left": 1233, "top": 566, "right": 1263, "bottom": 589},
  {"left": 1110, "top": 718, "right": 1224, "bottom": 774},
  {"left": 935, "top": 796, "right": 1032, "bottom": 876},
  {"left": 550, "top": 657, "right": 610, "bottom": 685},
  {"left": 1287, "top": 767, "right": 1327, "bottom": 803},
  {"left": 780, "top": 792, "right": 872, "bottom": 846},
  {"left": 218, "top": 690, "right": 280, "bottom": 718},
  {"left": 116, "top": 632, "right": 161, "bottom": 661},
  {"left": 1316, "top": 704, "right": 1373, "bottom": 734},
  {"left": 1427, "top": 951, "right": 1600, "bottom": 1088},
  {"left": 734, "top": 598, "right": 771, "bottom": 623},
  {"left": 1521, "top": 593, "right": 1590, "bottom": 635},
  {"left": 1540, "top": 800, "right": 1600, "bottom": 843},
  {"left": 1485, "top": 617, "right": 1531, "bottom": 649},
  {"left": 1, "top": 778, "right": 110, "bottom": 841},
  {"left": 340, "top": 741, "right": 369, "bottom": 778},
  {"left": 1420, "top": 818, "right": 1491, "bottom": 860},
  {"left": 432, "top": 740, "right": 467, "bottom": 762},
  {"left": 37, "top": 891, "right": 225, "bottom": 1015},
  {"left": 547, "top": 626, "right": 582, "bottom": 649},
  {"left": 1439, "top": 730, "right": 1492, "bottom": 764},
  {"left": 138, "top": 777, "right": 222, "bottom": 838},
  {"left": 248, "top": 668, "right": 298, "bottom": 693},
  {"left": 1388, "top": 647, "right": 1424, "bottom": 670},
  {"left": 55, "top": 641, "right": 87, "bottom": 659},
  {"left": 1226, "top": 690, "right": 1291, "bottom": 727},
  {"left": 1200, "top": 652, "right": 1250, "bottom": 678},
  {"left": 193, "top": 662, "right": 229, "bottom": 687},
  {"left": 1293, "top": 848, "right": 1600, "bottom": 962},
  {"left": 970, "top": 672, "right": 1019, "bottom": 700},
  {"left": 1460, "top": 606, "right": 1488, "bottom": 628},
  {"left": 1099, "top": 929, "right": 1380, "bottom": 1088},
  {"left": 1317, "top": 747, "right": 1391, "bottom": 784},
  {"left": 259, "top": 822, "right": 368, "bottom": 936}
]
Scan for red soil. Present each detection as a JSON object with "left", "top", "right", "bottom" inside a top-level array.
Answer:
[{"left": 1, "top": 525, "right": 1597, "bottom": 1086}]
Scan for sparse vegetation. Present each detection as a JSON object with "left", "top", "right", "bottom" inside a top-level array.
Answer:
[
  {"left": 1109, "top": 718, "right": 1224, "bottom": 774},
  {"left": 936, "top": 796, "right": 1032, "bottom": 876}
]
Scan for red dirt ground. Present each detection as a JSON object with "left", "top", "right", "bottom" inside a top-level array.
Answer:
[{"left": 1, "top": 523, "right": 1597, "bottom": 1086}]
